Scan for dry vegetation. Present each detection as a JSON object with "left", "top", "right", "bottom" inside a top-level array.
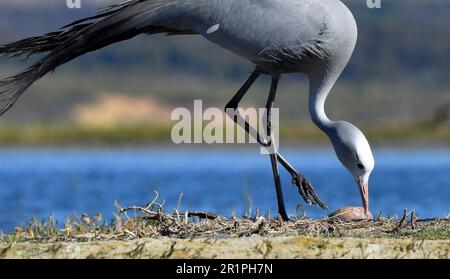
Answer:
[
  {"left": 1, "top": 193, "right": 449, "bottom": 259},
  {"left": 5, "top": 206, "right": 449, "bottom": 242}
]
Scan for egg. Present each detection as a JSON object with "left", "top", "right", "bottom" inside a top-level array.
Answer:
[{"left": 329, "top": 207, "right": 373, "bottom": 221}]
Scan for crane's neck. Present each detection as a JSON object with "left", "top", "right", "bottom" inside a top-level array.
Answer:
[{"left": 308, "top": 73, "right": 338, "bottom": 133}]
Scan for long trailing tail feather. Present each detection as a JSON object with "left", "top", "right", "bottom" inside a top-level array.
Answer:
[
  {"left": 0, "top": 24, "right": 90, "bottom": 59},
  {"left": 0, "top": 63, "right": 43, "bottom": 115},
  {"left": 0, "top": 0, "right": 193, "bottom": 116},
  {"left": 0, "top": 0, "right": 143, "bottom": 59}
]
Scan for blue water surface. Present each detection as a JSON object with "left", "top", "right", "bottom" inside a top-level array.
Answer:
[{"left": 0, "top": 147, "right": 449, "bottom": 232}]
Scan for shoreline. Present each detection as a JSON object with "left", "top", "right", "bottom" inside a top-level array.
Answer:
[{"left": 1, "top": 210, "right": 448, "bottom": 259}]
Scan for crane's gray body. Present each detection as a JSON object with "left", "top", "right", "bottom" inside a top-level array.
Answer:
[{"left": 156, "top": 0, "right": 358, "bottom": 75}]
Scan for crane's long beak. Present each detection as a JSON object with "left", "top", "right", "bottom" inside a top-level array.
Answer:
[{"left": 357, "top": 177, "right": 369, "bottom": 215}]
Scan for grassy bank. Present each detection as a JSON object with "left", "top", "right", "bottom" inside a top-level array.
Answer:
[
  {"left": 1, "top": 236, "right": 449, "bottom": 259},
  {"left": 1, "top": 201, "right": 449, "bottom": 259},
  {"left": 0, "top": 121, "right": 448, "bottom": 146}
]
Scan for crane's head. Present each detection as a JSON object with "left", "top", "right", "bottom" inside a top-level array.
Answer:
[{"left": 328, "top": 121, "right": 375, "bottom": 215}]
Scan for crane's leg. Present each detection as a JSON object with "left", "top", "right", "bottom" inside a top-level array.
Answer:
[
  {"left": 225, "top": 69, "right": 327, "bottom": 212},
  {"left": 276, "top": 153, "right": 326, "bottom": 209},
  {"left": 225, "top": 70, "right": 287, "bottom": 220},
  {"left": 265, "top": 76, "right": 289, "bottom": 221}
]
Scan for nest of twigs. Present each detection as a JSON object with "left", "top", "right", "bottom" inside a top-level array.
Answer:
[{"left": 6, "top": 192, "right": 450, "bottom": 243}]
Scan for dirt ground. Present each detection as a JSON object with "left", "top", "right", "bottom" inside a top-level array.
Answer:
[{"left": 1, "top": 236, "right": 449, "bottom": 259}]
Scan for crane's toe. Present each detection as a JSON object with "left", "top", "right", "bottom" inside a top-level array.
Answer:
[{"left": 292, "top": 172, "right": 328, "bottom": 210}]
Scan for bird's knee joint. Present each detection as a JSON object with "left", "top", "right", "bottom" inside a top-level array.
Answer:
[
  {"left": 225, "top": 104, "right": 238, "bottom": 113},
  {"left": 225, "top": 106, "right": 241, "bottom": 121}
]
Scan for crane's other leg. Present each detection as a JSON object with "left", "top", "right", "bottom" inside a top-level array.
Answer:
[
  {"left": 225, "top": 70, "right": 327, "bottom": 210},
  {"left": 277, "top": 154, "right": 327, "bottom": 209},
  {"left": 265, "top": 76, "right": 289, "bottom": 221},
  {"left": 224, "top": 69, "right": 288, "bottom": 220},
  {"left": 225, "top": 69, "right": 262, "bottom": 143}
]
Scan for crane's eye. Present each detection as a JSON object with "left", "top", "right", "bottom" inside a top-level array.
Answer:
[{"left": 357, "top": 163, "right": 364, "bottom": 170}]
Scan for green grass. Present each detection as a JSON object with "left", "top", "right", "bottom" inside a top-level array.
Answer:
[
  {"left": 0, "top": 124, "right": 173, "bottom": 146},
  {"left": 396, "top": 228, "right": 450, "bottom": 240},
  {"left": 0, "top": 121, "right": 448, "bottom": 146}
]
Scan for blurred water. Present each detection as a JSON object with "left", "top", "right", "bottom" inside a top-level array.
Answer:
[{"left": 0, "top": 147, "right": 449, "bottom": 232}]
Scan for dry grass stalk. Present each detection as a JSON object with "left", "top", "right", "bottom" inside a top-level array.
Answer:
[{"left": 2, "top": 193, "right": 449, "bottom": 243}]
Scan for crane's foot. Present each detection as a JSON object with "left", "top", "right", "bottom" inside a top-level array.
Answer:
[
  {"left": 278, "top": 210, "right": 291, "bottom": 222},
  {"left": 291, "top": 172, "right": 328, "bottom": 209}
]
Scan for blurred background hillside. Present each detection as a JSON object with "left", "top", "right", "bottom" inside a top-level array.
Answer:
[{"left": 0, "top": 0, "right": 449, "bottom": 145}]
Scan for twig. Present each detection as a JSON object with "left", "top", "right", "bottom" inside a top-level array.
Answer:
[
  {"left": 119, "top": 205, "right": 176, "bottom": 222},
  {"left": 145, "top": 191, "right": 165, "bottom": 211},
  {"left": 145, "top": 191, "right": 160, "bottom": 210},
  {"left": 246, "top": 196, "right": 253, "bottom": 218},
  {"left": 174, "top": 209, "right": 181, "bottom": 222},
  {"left": 392, "top": 209, "right": 408, "bottom": 232},
  {"left": 376, "top": 211, "right": 383, "bottom": 222},
  {"left": 120, "top": 206, "right": 157, "bottom": 217},
  {"left": 235, "top": 216, "right": 266, "bottom": 237},
  {"left": 124, "top": 229, "right": 136, "bottom": 238},
  {"left": 176, "top": 193, "right": 183, "bottom": 213},
  {"left": 249, "top": 216, "right": 266, "bottom": 233},
  {"left": 187, "top": 212, "right": 219, "bottom": 220}
]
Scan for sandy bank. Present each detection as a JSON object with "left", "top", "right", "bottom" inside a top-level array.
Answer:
[{"left": 1, "top": 236, "right": 449, "bottom": 259}]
